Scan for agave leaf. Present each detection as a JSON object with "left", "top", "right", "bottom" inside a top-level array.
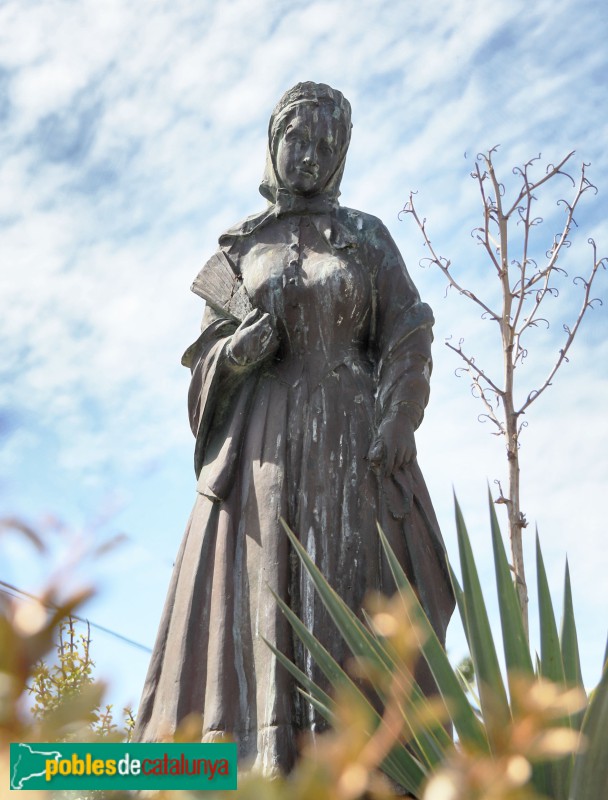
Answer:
[
  {"left": 262, "top": 636, "right": 334, "bottom": 713},
  {"left": 297, "top": 689, "right": 335, "bottom": 724},
  {"left": 486, "top": 493, "right": 551, "bottom": 800},
  {"left": 536, "top": 533, "right": 572, "bottom": 800},
  {"left": 268, "top": 590, "right": 365, "bottom": 696},
  {"left": 531, "top": 763, "right": 551, "bottom": 800},
  {"left": 568, "top": 664, "right": 608, "bottom": 800},
  {"left": 271, "top": 628, "right": 428, "bottom": 793},
  {"left": 381, "top": 747, "right": 431, "bottom": 794},
  {"left": 281, "top": 523, "right": 448, "bottom": 771},
  {"left": 488, "top": 490, "right": 533, "bottom": 682},
  {"left": 281, "top": 521, "right": 393, "bottom": 673},
  {"left": 377, "top": 523, "right": 489, "bottom": 754},
  {"left": 282, "top": 522, "right": 405, "bottom": 691},
  {"left": 560, "top": 560, "right": 584, "bottom": 692},
  {"left": 536, "top": 532, "right": 566, "bottom": 684},
  {"left": 359, "top": 601, "right": 450, "bottom": 759},
  {"left": 448, "top": 564, "right": 470, "bottom": 648},
  {"left": 296, "top": 684, "right": 420, "bottom": 791},
  {"left": 267, "top": 631, "right": 428, "bottom": 793},
  {"left": 455, "top": 666, "right": 481, "bottom": 713},
  {"left": 454, "top": 496, "right": 510, "bottom": 744}
]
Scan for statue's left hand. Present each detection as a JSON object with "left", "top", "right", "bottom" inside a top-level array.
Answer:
[
  {"left": 367, "top": 411, "right": 416, "bottom": 476},
  {"left": 227, "top": 309, "right": 279, "bottom": 367}
]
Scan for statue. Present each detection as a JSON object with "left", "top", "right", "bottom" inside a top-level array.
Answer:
[{"left": 133, "top": 82, "right": 454, "bottom": 776}]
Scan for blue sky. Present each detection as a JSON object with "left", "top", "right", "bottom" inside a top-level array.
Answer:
[{"left": 1, "top": 0, "right": 607, "bottom": 717}]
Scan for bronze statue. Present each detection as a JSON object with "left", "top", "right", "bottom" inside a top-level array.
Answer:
[{"left": 134, "top": 82, "right": 454, "bottom": 776}]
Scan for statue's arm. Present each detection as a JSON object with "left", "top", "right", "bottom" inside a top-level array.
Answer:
[
  {"left": 366, "top": 220, "right": 434, "bottom": 474},
  {"left": 184, "top": 305, "right": 238, "bottom": 440},
  {"left": 183, "top": 291, "right": 278, "bottom": 478}
]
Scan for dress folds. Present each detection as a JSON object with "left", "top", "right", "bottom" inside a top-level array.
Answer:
[{"left": 133, "top": 206, "right": 454, "bottom": 775}]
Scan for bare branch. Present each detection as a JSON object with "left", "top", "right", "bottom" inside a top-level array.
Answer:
[
  {"left": 472, "top": 161, "right": 502, "bottom": 275},
  {"left": 511, "top": 159, "right": 536, "bottom": 331},
  {"left": 515, "top": 163, "right": 594, "bottom": 346},
  {"left": 493, "top": 479, "right": 509, "bottom": 505},
  {"left": 444, "top": 338, "right": 504, "bottom": 396},
  {"left": 403, "top": 192, "right": 501, "bottom": 322},
  {"left": 518, "top": 240, "right": 607, "bottom": 414},
  {"left": 404, "top": 150, "right": 605, "bottom": 638},
  {"left": 505, "top": 151, "right": 576, "bottom": 218},
  {"left": 473, "top": 388, "right": 505, "bottom": 435},
  {"left": 514, "top": 268, "right": 554, "bottom": 352}
]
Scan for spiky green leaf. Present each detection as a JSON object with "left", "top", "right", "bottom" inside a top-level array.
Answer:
[
  {"left": 536, "top": 532, "right": 566, "bottom": 684},
  {"left": 262, "top": 635, "right": 334, "bottom": 714},
  {"left": 454, "top": 496, "right": 510, "bottom": 744},
  {"left": 488, "top": 491, "right": 533, "bottom": 680},
  {"left": 266, "top": 603, "right": 429, "bottom": 793},
  {"left": 377, "top": 523, "right": 489, "bottom": 754},
  {"left": 560, "top": 561, "right": 584, "bottom": 691},
  {"left": 569, "top": 664, "right": 608, "bottom": 800},
  {"left": 281, "top": 522, "right": 449, "bottom": 773}
]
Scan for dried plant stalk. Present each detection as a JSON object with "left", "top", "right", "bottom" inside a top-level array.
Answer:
[{"left": 403, "top": 148, "right": 606, "bottom": 635}]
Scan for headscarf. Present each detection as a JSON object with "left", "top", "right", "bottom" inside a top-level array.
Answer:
[
  {"left": 220, "top": 82, "right": 354, "bottom": 245},
  {"left": 260, "top": 81, "right": 352, "bottom": 207}
]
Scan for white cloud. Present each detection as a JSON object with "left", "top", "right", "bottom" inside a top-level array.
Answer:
[{"left": 1, "top": 0, "right": 607, "bottom": 710}]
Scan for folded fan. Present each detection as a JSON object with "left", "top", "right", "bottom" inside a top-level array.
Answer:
[{"left": 191, "top": 251, "right": 253, "bottom": 323}]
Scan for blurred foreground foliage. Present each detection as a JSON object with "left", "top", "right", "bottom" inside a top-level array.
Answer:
[
  {"left": 29, "top": 615, "right": 135, "bottom": 742},
  {"left": 2, "top": 499, "right": 607, "bottom": 799}
]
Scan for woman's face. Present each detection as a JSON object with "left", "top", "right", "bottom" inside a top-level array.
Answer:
[{"left": 275, "top": 103, "right": 343, "bottom": 197}]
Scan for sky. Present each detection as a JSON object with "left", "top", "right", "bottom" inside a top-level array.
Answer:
[{"left": 1, "top": 0, "right": 607, "bottom": 719}]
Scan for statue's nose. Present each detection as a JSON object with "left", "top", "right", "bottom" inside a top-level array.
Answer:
[{"left": 302, "top": 143, "right": 318, "bottom": 167}]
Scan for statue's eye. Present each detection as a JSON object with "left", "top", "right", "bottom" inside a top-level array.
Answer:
[
  {"left": 319, "top": 141, "right": 334, "bottom": 156},
  {"left": 285, "top": 125, "right": 308, "bottom": 146}
]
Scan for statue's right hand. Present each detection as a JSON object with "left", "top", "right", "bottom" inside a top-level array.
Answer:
[{"left": 227, "top": 309, "right": 279, "bottom": 367}]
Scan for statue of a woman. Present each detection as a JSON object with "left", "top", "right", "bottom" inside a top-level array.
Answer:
[{"left": 134, "top": 82, "right": 454, "bottom": 776}]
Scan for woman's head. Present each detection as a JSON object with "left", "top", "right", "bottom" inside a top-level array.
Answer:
[{"left": 260, "top": 82, "right": 352, "bottom": 203}]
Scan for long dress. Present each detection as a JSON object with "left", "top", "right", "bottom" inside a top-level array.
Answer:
[{"left": 133, "top": 205, "right": 454, "bottom": 774}]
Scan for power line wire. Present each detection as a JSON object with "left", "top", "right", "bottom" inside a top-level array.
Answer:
[{"left": 0, "top": 580, "right": 152, "bottom": 654}]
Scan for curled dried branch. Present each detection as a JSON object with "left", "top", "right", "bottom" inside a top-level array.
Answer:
[
  {"left": 518, "top": 238, "right": 606, "bottom": 414},
  {"left": 506, "top": 151, "right": 577, "bottom": 218},
  {"left": 445, "top": 338, "right": 504, "bottom": 396},
  {"left": 403, "top": 191, "right": 501, "bottom": 321},
  {"left": 477, "top": 413, "right": 504, "bottom": 436},
  {"left": 493, "top": 479, "right": 509, "bottom": 506}
]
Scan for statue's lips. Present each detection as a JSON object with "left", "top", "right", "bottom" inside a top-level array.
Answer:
[{"left": 296, "top": 167, "right": 318, "bottom": 179}]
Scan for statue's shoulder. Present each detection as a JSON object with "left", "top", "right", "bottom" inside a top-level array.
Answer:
[
  {"left": 337, "top": 206, "right": 398, "bottom": 253},
  {"left": 336, "top": 206, "right": 382, "bottom": 229},
  {"left": 219, "top": 209, "right": 269, "bottom": 245}
]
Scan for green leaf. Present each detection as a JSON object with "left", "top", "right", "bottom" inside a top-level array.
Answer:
[
  {"left": 262, "top": 635, "right": 334, "bottom": 715},
  {"left": 266, "top": 631, "right": 427, "bottom": 793},
  {"left": 447, "top": 564, "right": 468, "bottom": 643},
  {"left": 536, "top": 532, "right": 566, "bottom": 684},
  {"left": 296, "top": 689, "right": 335, "bottom": 724},
  {"left": 569, "top": 663, "right": 608, "bottom": 800},
  {"left": 560, "top": 560, "right": 584, "bottom": 691},
  {"left": 266, "top": 600, "right": 429, "bottom": 794},
  {"left": 377, "top": 523, "right": 489, "bottom": 754},
  {"left": 488, "top": 491, "right": 533, "bottom": 681},
  {"left": 536, "top": 533, "right": 571, "bottom": 800},
  {"left": 281, "top": 522, "right": 448, "bottom": 772},
  {"left": 267, "top": 590, "right": 362, "bottom": 699},
  {"left": 454, "top": 496, "right": 511, "bottom": 744},
  {"left": 281, "top": 521, "right": 393, "bottom": 676}
]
